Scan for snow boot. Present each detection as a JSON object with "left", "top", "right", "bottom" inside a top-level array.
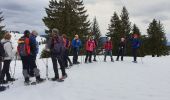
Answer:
[
  {"left": 7, "top": 78, "right": 15, "bottom": 82},
  {"left": 0, "top": 80, "right": 8, "bottom": 84},
  {"left": 24, "top": 77, "right": 30, "bottom": 85},
  {"left": 51, "top": 77, "right": 64, "bottom": 82},
  {"left": 36, "top": 76, "right": 45, "bottom": 83},
  {"left": 61, "top": 74, "right": 68, "bottom": 80}
]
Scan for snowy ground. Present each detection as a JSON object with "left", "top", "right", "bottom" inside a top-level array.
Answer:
[{"left": 1, "top": 55, "right": 170, "bottom": 100}]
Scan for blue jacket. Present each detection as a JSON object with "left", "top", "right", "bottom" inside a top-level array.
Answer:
[
  {"left": 29, "top": 35, "right": 39, "bottom": 56},
  {"left": 72, "top": 39, "right": 82, "bottom": 49},
  {"left": 131, "top": 38, "right": 140, "bottom": 49}
]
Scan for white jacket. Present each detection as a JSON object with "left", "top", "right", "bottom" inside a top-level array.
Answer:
[{"left": 1, "top": 39, "right": 14, "bottom": 60}]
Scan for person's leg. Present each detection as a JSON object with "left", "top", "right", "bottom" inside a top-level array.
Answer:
[
  {"left": 133, "top": 48, "right": 137, "bottom": 62},
  {"left": 121, "top": 49, "right": 124, "bottom": 61},
  {"left": 29, "top": 55, "right": 36, "bottom": 77},
  {"left": 22, "top": 56, "right": 30, "bottom": 82},
  {"left": 93, "top": 49, "right": 97, "bottom": 61},
  {"left": 65, "top": 49, "right": 72, "bottom": 66},
  {"left": 85, "top": 51, "right": 89, "bottom": 63},
  {"left": 89, "top": 51, "right": 92, "bottom": 62},
  {"left": 57, "top": 56, "right": 66, "bottom": 77},
  {"left": 5, "top": 60, "right": 14, "bottom": 81},
  {"left": 116, "top": 49, "right": 121, "bottom": 61},
  {"left": 51, "top": 55, "right": 59, "bottom": 79},
  {"left": 0, "top": 60, "right": 8, "bottom": 82},
  {"left": 104, "top": 51, "right": 107, "bottom": 61},
  {"left": 109, "top": 51, "right": 114, "bottom": 61},
  {"left": 73, "top": 48, "right": 77, "bottom": 64},
  {"left": 0, "top": 61, "right": 2, "bottom": 76}
]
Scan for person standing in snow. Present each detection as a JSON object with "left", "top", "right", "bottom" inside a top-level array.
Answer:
[
  {"left": 18, "top": 30, "right": 44, "bottom": 84},
  {"left": 85, "top": 36, "right": 96, "bottom": 63},
  {"left": 29, "top": 30, "right": 45, "bottom": 82},
  {"left": 62, "top": 34, "right": 73, "bottom": 68},
  {"left": 131, "top": 34, "right": 141, "bottom": 63},
  {"left": 116, "top": 37, "right": 126, "bottom": 61},
  {"left": 72, "top": 34, "right": 82, "bottom": 64},
  {"left": 46, "top": 28, "right": 67, "bottom": 82},
  {"left": 103, "top": 37, "right": 114, "bottom": 62},
  {"left": 92, "top": 37, "right": 98, "bottom": 61},
  {"left": 0, "top": 32, "right": 15, "bottom": 84}
]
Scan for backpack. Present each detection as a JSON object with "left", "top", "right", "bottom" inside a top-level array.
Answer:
[
  {"left": 52, "top": 36, "right": 66, "bottom": 55},
  {"left": 0, "top": 42, "right": 5, "bottom": 59},
  {"left": 0, "top": 41, "right": 10, "bottom": 60},
  {"left": 17, "top": 37, "right": 30, "bottom": 56}
]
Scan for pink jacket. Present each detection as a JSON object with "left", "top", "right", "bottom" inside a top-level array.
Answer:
[{"left": 86, "top": 40, "right": 96, "bottom": 52}]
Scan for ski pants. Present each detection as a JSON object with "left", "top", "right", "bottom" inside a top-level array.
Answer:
[
  {"left": 51, "top": 54, "right": 66, "bottom": 79},
  {"left": 0, "top": 60, "right": 11, "bottom": 80},
  {"left": 63, "top": 49, "right": 72, "bottom": 68},
  {"left": 116, "top": 48, "right": 125, "bottom": 61},
  {"left": 21, "top": 56, "right": 40, "bottom": 79},
  {"left": 132, "top": 48, "right": 138, "bottom": 62},
  {"left": 85, "top": 51, "right": 93, "bottom": 62},
  {"left": 104, "top": 50, "right": 113, "bottom": 61},
  {"left": 73, "top": 48, "right": 79, "bottom": 64}
]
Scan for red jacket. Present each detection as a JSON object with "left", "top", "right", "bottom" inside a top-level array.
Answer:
[
  {"left": 86, "top": 40, "right": 96, "bottom": 52},
  {"left": 104, "top": 40, "right": 113, "bottom": 51}
]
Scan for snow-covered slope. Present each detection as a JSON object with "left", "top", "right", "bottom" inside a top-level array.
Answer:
[{"left": 1, "top": 55, "right": 170, "bottom": 100}]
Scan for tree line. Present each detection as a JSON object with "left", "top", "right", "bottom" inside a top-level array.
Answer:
[{"left": 0, "top": 0, "right": 169, "bottom": 57}]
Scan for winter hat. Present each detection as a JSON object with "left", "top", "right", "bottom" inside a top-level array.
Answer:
[
  {"left": 24, "top": 30, "right": 30, "bottom": 35},
  {"left": 31, "top": 30, "right": 38, "bottom": 36}
]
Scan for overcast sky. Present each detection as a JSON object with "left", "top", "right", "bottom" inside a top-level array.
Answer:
[{"left": 0, "top": 0, "right": 170, "bottom": 41}]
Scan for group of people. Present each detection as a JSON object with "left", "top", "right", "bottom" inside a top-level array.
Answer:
[{"left": 0, "top": 28, "right": 141, "bottom": 86}]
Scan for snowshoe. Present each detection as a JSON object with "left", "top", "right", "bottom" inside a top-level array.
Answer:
[{"left": 0, "top": 86, "right": 9, "bottom": 92}]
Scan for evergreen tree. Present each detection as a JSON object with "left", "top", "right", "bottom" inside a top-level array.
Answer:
[
  {"left": 91, "top": 17, "right": 101, "bottom": 41},
  {"left": 108, "top": 12, "right": 122, "bottom": 55},
  {"left": 120, "top": 6, "right": 131, "bottom": 37},
  {"left": 131, "top": 24, "right": 141, "bottom": 35},
  {"left": 90, "top": 17, "right": 102, "bottom": 51},
  {"left": 0, "top": 11, "right": 5, "bottom": 39},
  {"left": 43, "top": 0, "right": 90, "bottom": 40},
  {"left": 120, "top": 7, "right": 131, "bottom": 56},
  {"left": 147, "top": 19, "right": 169, "bottom": 57}
]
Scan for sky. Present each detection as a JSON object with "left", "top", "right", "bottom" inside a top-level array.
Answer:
[{"left": 0, "top": 0, "right": 170, "bottom": 41}]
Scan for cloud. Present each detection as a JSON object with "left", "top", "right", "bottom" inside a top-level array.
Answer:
[{"left": 0, "top": 0, "right": 170, "bottom": 41}]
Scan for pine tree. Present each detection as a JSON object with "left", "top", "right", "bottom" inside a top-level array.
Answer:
[
  {"left": 120, "top": 6, "right": 131, "bottom": 37},
  {"left": 43, "top": 0, "right": 90, "bottom": 40},
  {"left": 147, "top": 19, "right": 169, "bottom": 57},
  {"left": 90, "top": 17, "right": 102, "bottom": 50},
  {"left": 120, "top": 7, "right": 131, "bottom": 56},
  {"left": 108, "top": 12, "right": 122, "bottom": 55},
  {"left": 0, "top": 11, "right": 5, "bottom": 39},
  {"left": 91, "top": 17, "right": 101, "bottom": 41},
  {"left": 131, "top": 24, "right": 141, "bottom": 35}
]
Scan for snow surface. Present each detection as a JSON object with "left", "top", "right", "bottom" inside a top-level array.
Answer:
[
  {"left": 0, "top": 55, "right": 170, "bottom": 100},
  {"left": 1, "top": 32, "right": 170, "bottom": 100}
]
